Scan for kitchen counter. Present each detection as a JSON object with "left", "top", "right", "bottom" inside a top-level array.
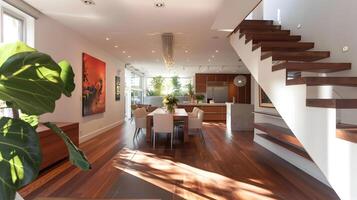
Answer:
[{"left": 177, "top": 103, "right": 227, "bottom": 121}]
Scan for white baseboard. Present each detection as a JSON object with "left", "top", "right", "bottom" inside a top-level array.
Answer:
[
  {"left": 254, "top": 133, "right": 331, "bottom": 187},
  {"left": 79, "top": 120, "right": 124, "bottom": 143}
]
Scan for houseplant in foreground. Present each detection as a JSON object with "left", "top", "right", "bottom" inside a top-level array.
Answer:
[
  {"left": 0, "top": 42, "right": 91, "bottom": 200},
  {"left": 162, "top": 94, "right": 179, "bottom": 113}
]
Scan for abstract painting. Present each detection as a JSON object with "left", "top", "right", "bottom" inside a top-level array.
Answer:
[
  {"left": 259, "top": 86, "right": 274, "bottom": 108},
  {"left": 82, "top": 53, "right": 106, "bottom": 116},
  {"left": 115, "top": 76, "right": 120, "bottom": 101}
]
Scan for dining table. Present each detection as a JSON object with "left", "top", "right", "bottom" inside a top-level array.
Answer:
[{"left": 146, "top": 108, "right": 189, "bottom": 143}]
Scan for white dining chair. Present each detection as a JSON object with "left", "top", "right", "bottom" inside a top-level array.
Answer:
[
  {"left": 188, "top": 108, "right": 205, "bottom": 140},
  {"left": 153, "top": 113, "right": 174, "bottom": 149},
  {"left": 133, "top": 107, "right": 147, "bottom": 138}
]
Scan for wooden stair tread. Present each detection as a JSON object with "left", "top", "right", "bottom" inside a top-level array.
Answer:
[
  {"left": 287, "top": 77, "right": 357, "bottom": 86},
  {"left": 254, "top": 123, "right": 304, "bottom": 149},
  {"left": 246, "top": 35, "right": 301, "bottom": 44},
  {"left": 240, "top": 20, "right": 274, "bottom": 25},
  {"left": 306, "top": 99, "right": 357, "bottom": 109},
  {"left": 238, "top": 24, "right": 282, "bottom": 31},
  {"left": 261, "top": 51, "right": 330, "bottom": 61},
  {"left": 256, "top": 133, "right": 312, "bottom": 160},
  {"left": 273, "top": 62, "right": 352, "bottom": 73},
  {"left": 336, "top": 123, "right": 357, "bottom": 143},
  {"left": 239, "top": 30, "right": 291, "bottom": 38},
  {"left": 253, "top": 42, "right": 314, "bottom": 51}
]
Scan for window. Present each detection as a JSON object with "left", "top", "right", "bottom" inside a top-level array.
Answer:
[
  {"left": 0, "top": 2, "right": 34, "bottom": 116},
  {"left": 2, "top": 10, "right": 25, "bottom": 43}
]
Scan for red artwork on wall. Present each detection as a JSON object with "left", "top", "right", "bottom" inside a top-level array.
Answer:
[{"left": 82, "top": 53, "right": 106, "bottom": 116}]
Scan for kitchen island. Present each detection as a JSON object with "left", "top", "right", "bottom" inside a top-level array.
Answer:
[{"left": 177, "top": 103, "right": 226, "bottom": 122}]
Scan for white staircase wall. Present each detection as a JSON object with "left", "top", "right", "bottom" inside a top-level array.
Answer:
[{"left": 230, "top": 32, "right": 357, "bottom": 200}]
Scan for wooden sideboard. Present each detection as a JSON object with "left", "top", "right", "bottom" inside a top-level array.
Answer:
[
  {"left": 195, "top": 73, "right": 251, "bottom": 104},
  {"left": 37, "top": 122, "right": 79, "bottom": 170},
  {"left": 178, "top": 104, "right": 226, "bottom": 122}
]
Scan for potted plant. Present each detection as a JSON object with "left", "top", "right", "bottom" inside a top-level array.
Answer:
[
  {"left": 195, "top": 94, "right": 205, "bottom": 103},
  {"left": 0, "top": 42, "right": 90, "bottom": 200},
  {"left": 162, "top": 94, "right": 179, "bottom": 113}
]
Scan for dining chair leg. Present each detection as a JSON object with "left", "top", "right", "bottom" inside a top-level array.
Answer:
[
  {"left": 170, "top": 132, "right": 173, "bottom": 149},
  {"left": 153, "top": 132, "right": 156, "bottom": 149},
  {"left": 134, "top": 128, "right": 138, "bottom": 138}
]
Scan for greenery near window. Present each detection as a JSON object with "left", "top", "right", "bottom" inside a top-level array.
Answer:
[{"left": 146, "top": 76, "right": 192, "bottom": 96}]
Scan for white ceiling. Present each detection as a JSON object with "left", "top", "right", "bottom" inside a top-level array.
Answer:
[{"left": 25, "top": 0, "right": 248, "bottom": 77}]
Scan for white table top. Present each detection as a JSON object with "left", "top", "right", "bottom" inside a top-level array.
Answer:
[{"left": 148, "top": 108, "right": 188, "bottom": 117}]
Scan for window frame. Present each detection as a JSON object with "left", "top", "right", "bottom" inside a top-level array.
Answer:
[{"left": 1, "top": 6, "right": 27, "bottom": 43}]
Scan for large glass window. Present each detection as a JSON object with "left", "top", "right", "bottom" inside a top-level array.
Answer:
[
  {"left": 2, "top": 10, "right": 25, "bottom": 43},
  {"left": 146, "top": 77, "right": 193, "bottom": 96}
]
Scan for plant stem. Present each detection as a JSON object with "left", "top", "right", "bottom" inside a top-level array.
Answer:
[{"left": 12, "top": 108, "right": 19, "bottom": 119}]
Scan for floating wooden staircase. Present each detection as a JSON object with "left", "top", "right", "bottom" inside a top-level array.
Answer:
[{"left": 237, "top": 19, "right": 357, "bottom": 144}]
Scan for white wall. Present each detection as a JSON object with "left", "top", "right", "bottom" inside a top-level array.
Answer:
[
  {"left": 263, "top": 0, "right": 357, "bottom": 125},
  {"left": 252, "top": 79, "right": 330, "bottom": 185},
  {"left": 35, "top": 15, "right": 126, "bottom": 142},
  {"left": 212, "top": 0, "right": 261, "bottom": 30}
]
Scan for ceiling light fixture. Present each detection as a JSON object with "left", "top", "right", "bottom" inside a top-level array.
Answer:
[
  {"left": 81, "top": 0, "right": 95, "bottom": 5},
  {"left": 162, "top": 33, "right": 175, "bottom": 68},
  {"left": 151, "top": 50, "right": 156, "bottom": 53},
  {"left": 122, "top": 51, "right": 126, "bottom": 54},
  {"left": 185, "top": 50, "right": 189, "bottom": 53},
  {"left": 105, "top": 37, "right": 110, "bottom": 41},
  {"left": 128, "top": 55, "right": 131, "bottom": 58},
  {"left": 155, "top": 2, "right": 165, "bottom": 8},
  {"left": 114, "top": 45, "right": 118, "bottom": 48},
  {"left": 211, "top": 55, "right": 215, "bottom": 58},
  {"left": 215, "top": 50, "right": 219, "bottom": 53}
]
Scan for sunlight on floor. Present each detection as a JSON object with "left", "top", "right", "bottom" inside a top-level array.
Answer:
[{"left": 113, "top": 148, "right": 278, "bottom": 200}]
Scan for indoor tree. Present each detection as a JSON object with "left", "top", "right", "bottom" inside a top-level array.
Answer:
[
  {"left": 151, "top": 76, "right": 164, "bottom": 96},
  {"left": 0, "top": 42, "right": 90, "bottom": 200},
  {"left": 171, "top": 76, "right": 182, "bottom": 96}
]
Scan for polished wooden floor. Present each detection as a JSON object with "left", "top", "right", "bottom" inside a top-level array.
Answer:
[{"left": 20, "top": 122, "right": 340, "bottom": 200}]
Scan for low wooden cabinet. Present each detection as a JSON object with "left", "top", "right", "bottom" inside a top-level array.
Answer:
[{"left": 37, "top": 122, "right": 79, "bottom": 170}]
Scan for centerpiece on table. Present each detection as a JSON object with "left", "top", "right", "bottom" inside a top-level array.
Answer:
[{"left": 162, "top": 94, "right": 179, "bottom": 113}]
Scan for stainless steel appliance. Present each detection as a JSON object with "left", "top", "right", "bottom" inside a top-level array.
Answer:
[{"left": 206, "top": 82, "right": 228, "bottom": 103}]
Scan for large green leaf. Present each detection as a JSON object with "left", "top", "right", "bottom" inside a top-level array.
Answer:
[
  {"left": 44, "top": 122, "right": 91, "bottom": 170},
  {"left": 20, "top": 113, "right": 39, "bottom": 129},
  {"left": 58, "top": 60, "right": 75, "bottom": 97},
  {"left": 0, "top": 42, "right": 35, "bottom": 67},
  {"left": 0, "top": 117, "right": 41, "bottom": 200},
  {"left": 0, "top": 51, "right": 64, "bottom": 115}
]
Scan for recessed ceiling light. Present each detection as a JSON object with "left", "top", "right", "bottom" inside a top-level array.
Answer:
[
  {"left": 215, "top": 50, "right": 219, "bottom": 53},
  {"left": 105, "top": 37, "right": 110, "bottom": 41},
  {"left": 185, "top": 50, "right": 189, "bottom": 53},
  {"left": 208, "top": 59, "right": 211, "bottom": 62},
  {"left": 122, "top": 51, "right": 126, "bottom": 54},
  {"left": 114, "top": 45, "right": 118, "bottom": 48},
  {"left": 155, "top": 2, "right": 165, "bottom": 8},
  {"left": 128, "top": 55, "right": 131, "bottom": 58},
  {"left": 151, "top": 50, "right": 156, "bottom": 53},
  {"left": 81, "top": 0, "right": 95, "bottom": 5},
  {"left": 211, "top": 55, "right": 215, "bottom": 58}
]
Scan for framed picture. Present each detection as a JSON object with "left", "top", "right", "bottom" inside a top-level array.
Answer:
[
  {"left": 115, "top": 76, "right": 120, "bottom": 101},
  {"left": 82, "top": 53, "right": 106, "bottom": 116},
  {"left": 259, "top": 86, "right": 274, "bottom": 108}
]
